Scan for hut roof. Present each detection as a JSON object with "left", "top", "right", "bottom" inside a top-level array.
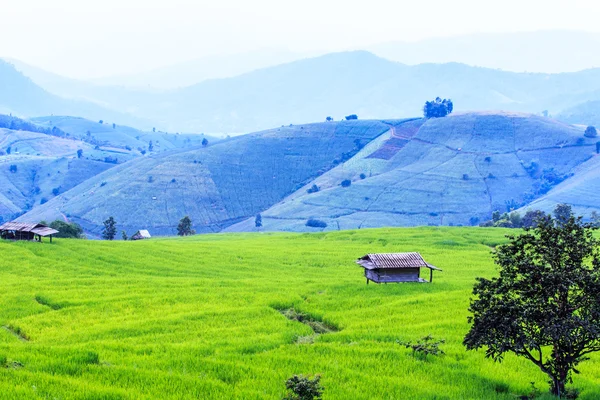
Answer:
[
  {"left": 132, "top": 230, "right": 151, "bottom": 239},
  {"left": 357, "top": 252, "right": 441, "bottom": 270},
  {"left": 0, "top": 222, "right": 59, "bottom": 236}
]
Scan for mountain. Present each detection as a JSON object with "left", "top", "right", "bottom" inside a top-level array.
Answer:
[
  {"left": 225, "top": 112, "right": 598, "bottom": 232},
  {"left": 18, "top": 120, "right": 391, "bottom": 236},
  {"left": 0, "top": 60, "right": 151, "bottom": 129},
  {"left": 19, "top": 113, "right": 600, "bottom": 235},
  {"left": 557, "top": 100, "right": 600, "bottom": 127},
  {"left": 89, "top": 49, "right": 313, "bottom": 89},
  {"left": 369, "top": 31, "right": 600, "bottom": 73}
]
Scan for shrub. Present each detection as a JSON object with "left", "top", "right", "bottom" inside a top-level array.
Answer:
[
  {"left": 283, "top": 374, "right": 324, "bottom": 400},
  {"left": 344, "top": 114, "right": 358, "bottom": 120},
  {"left": 306, "top": 184, "right": 319, "bottom": 194},
  {"left": 40, "top": 198, "right": 48, "bottom": 205},
  {"left": 397, "top": 335, "right": 445, "bottom": 360},
  {"left": 584, "top": 126, "right": 597, "bottom": 138},
  {"left": 77, "top": 149, "right": 83, "bottom": 158},
  {"left": 340, "top": 179, "right": 351, "bottom": 187},
  {"left": 52, "top": 187, "right": 60, "bottom": 196},
  {"left": 462, "top": 174, "right": 469, "bottom": 180},
  {"left": 148, "top": 176, "right": 154, "bottom": 183},
  {"left": 9, "top": 164, "right": 17, "bottom": 173},
  {"left": 202, "top": 138, "right": 209, "bottom": 147},
  {"left": 484, "top": 156, "right": 491, "bottom": 163},
  {"left": 325, "top": 116, "right": 333, "bottom": 122},
  {"left": 359, "top": 173, "right": 366, "bottom": 179},
  {"left": 306, "top": 219, "right": 327, "bottom": 228},
  {"left": 171, "top": 178, "right": 176, "bottom": 183}
]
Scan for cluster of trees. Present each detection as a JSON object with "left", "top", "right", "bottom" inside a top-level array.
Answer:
[
  {"left": 0, "top": 114, "right": 68, "bottom": 137},
  {"left": 423, "top": 97, "right": 453, "bottom": 118},
  {"left": 480, "top": 204, "right": 600, "bottom": 229}
]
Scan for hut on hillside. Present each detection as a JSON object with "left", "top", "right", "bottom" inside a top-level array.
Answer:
[
  {"left": 131, "top": 230, "right": 151, "bottom": 240},
  {"left": 356, "top": 252, "right": 441, "bottom": 284},
  {"left": 0, "top": 222, "right": 59, "bottom": 242}
]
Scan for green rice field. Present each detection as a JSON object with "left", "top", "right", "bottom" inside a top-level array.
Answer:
[{"left": 1, "top": 227, "right": 599, "bottom": 399}]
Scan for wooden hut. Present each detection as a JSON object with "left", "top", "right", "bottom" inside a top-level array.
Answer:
[
  {"left": 356, "top": 252, "right": 441, "bottom": 284},
  {"left": 131, "top": 230, "right": 151, "bottom": 240},
  {"left": 0, "top": 222, "right": 59, "bottom": 242}
]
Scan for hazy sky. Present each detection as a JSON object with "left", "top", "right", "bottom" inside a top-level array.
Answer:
[{"left": 3, "top": 0, "right": 600, "bottom": 79}]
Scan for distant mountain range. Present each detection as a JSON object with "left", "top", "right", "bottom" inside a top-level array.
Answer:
[{"left": 3, "top": 48, "right": 600, "bottom": 133}]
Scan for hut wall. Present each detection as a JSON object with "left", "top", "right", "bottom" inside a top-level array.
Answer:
[{"left": 367, "top": 268, "right": 420, "bottom": 283}]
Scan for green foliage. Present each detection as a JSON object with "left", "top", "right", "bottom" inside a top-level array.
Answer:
[
  {"left": 584, "top": 126, "right": 597, "bottom": 138},
  {"left": 464, "top": 215, "right": 600, "bottom": 397},
  {"left": 398, "top": 335, "right": 446, "bottom": 360},
  {"left": 553, "top": 203, "right": 573, "bottom": 225},
  {"left": 102, "top": 217, "right": 117, "bottom": 240},
  {"left": 305, "top": 219, "right": 327, "bottom": 228},
  {"left": 177, "top": 216, "right": 195, "bottom": 236},
  {"left": 121, "top": 230, "right": 128, "bottom": 241},
  {"left": 255, "top": 214, "right": 262, "bottom": 228},
  {"left": 423, "top": 97, "right": 453, "bottom": 118},
  {"left": 340, "top": 179, "right": 351, "bottom": 188},
  {"left": 344, "top": 114, "right": 358, "bottom": 120},
  {"left": 283, "top": 374, "right": 324, "bottom": 400},
  {"left": 49, "top": 220, "right": 85, "bottom": 239}
]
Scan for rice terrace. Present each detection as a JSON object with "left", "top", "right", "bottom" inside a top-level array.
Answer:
[{"left": 1, "top": 227, "right": 599, "bottom": 399}]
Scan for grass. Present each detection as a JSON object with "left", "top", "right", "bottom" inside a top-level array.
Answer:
[{"left": 1, "top": 227, "right": 599, "bottom": 399}]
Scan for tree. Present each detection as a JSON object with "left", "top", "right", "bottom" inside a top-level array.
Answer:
[
  {"left": 102, "top": 217, "right": 117, "bottom": 240},
  {"left": 177, "top": 216, "right": 195, "bottom": 236},
  {"left": 112, "top": 123, "right": 116, "bottom": 129},
  {"left": 152, "top": 127, "right": 156, "bottom": 133},
  {"left": 255, "top": 214, "right": 262, "bottom": 228},
  {"left": 344, "top": 114, "right": 358, "bottom": 120},
  {"left": 283, "top": 375, "right": 324, "bottom": 400},
  {"left": 49, "top": 220, "right": 84, "bottom": 239},
  {"left": 148, "top": 141, "right": 154, "bottom": 152},
  {"left": 423, "top": 97, "right": 453, "bottom": 119},
  {"left": 340, "top": 179, "right": 351, "bottom": 187},
  {"left": 202, "top": 138, "right": 208, "bottom": 147},
  {"left": 121, "top": 230, "right": 128, "bottom": 241},
  {"left": 464, "top": 214, "right": 600, "bottom": 397},
  {"left": 9, "top": 164, "right": 17, "bottom": 173},
  {"left": 77, "top": 149, "right": 83, "bottom": 158},
  {"left": 6, "top": 146, "right": 11, "bottom": 155},
  {"left": 553, "top": 203, "right": 573, "bottom": 226},
  {"left": 584, "top": 126, "right": 597, "bottom": 138},
  {"left": 590, "top": 211, "right": 600, "bottom": 228},
  {"left": 325, "top": 116, "right": 333, "bottom": 122},
  {"left": 99, "top": 120, "right": 103, "bottom": 124},
  {"left": 522, "top": 210, "right": 547, "bottom": 229}
]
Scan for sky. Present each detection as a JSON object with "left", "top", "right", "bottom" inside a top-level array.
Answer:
[{"left": 2, "top": 0, "right": 600, "bottom": 79}]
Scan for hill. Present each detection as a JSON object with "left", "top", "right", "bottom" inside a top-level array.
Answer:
[
  {"left": 558, "top": 100, "right": 600, "bottom": 127},
  {"left": 9, "top": 52, "right": 600, "bottom": 133},
  {"left": 1, "top": 228, "right": 600, "bottom": 399},
  {"left": 227, "top": 113, "right": 597, "bottom": 232},
  {"left": 18, "top": 120, "right": 391, "bottom": 236}
]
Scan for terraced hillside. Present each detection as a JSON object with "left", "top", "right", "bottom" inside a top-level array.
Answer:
[
  {"left": 19, "top": 121, "right": 391, "bottom": 236},
  {"left": 228, "top": 112, "right": 597, "bottom": 232},
  {"left": 31, "top": 116, "right": 215, "bottom": 153},
  {"left": 0, "top": 128, "right": 133, "bottom": 223}
]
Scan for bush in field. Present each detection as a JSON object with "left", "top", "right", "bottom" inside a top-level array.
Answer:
[
  {"left": 398, "top": 335, "right": 445, "bottom": 360},
  {"left": 340, "top": 179, "right": 351, "bottom": 188},
  {"left": 177, "top": 216, "right": 195, "bottom": 236},
  {"left": 283, "top": 374, "right": 324, "bottom": 400},
  {"left": 423, "top": 97, "right": 453, "bottom": 118},
  {"left": 49, "top": 220, "right": 85, "bottom": 239},
  {"left": 306, "top": 219, "right": 327, "bottom": 228},
  {"left": 464, "top": 213, "right": 600, "bottom": 397},
  {"left": 359, "top": 173, "right": 366, "bottom": 180},
  {"left": 584, "top": 126, "right": 597, "bottom": 138},
  {"left": 306, "top": 184, "right": 319, "bottom": 194},
  {"left": 102, "top": 217, "right": 117, "bottom": 240}
]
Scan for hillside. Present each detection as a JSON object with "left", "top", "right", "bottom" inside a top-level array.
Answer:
[
  {"left": 19, "top": 120, "right": 391, "bottom": 236},
  {"left": 0, "top": 60, "right": 150, "bottom": 129},
  {"left": 227, "top": 113, "right": 597, "bottom": 232},
  {"left": 1, "top": 228, "right": 600, "bottom": 399},
  {"left": 8, "top": 52, "right": 600, "bottom": 133},
  {"left": 558, "top": 100, "right": 600, "bottom": 127},
  {"left": 0, "top": 128, "right": 121, "bottom": 223}
]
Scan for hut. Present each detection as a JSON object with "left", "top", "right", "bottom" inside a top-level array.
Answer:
[
  {"left": 131, "top": 230, "right": 151, "bottom": 240},
  {"left": 0, "top": 222, "right": 59, "bottom": 242},
  {"left": 356, "top": 252, "right": 441, "bottom": 284}
]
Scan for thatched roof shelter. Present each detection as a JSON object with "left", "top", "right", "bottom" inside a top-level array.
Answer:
[
  {"left": 357, "top": 252, "right": 441, "bottom": 284},
  {"left": 131, "top": 230, "right": 151, "bottom": 240},
  {"left": 0, "top": 222, "right": 59, "bottom": 242}
]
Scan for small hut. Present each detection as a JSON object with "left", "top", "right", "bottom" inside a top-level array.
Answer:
[
  {"left": 131, "top": 230, "right": 151, "bottom": 240},
  {"left": 0, "top": 222, "right": 59, "bottom": 242},
  {"left": 356, "top": 252, "right": 441, "bottom": 284}
]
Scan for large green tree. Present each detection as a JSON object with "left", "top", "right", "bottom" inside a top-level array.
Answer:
[
  {"left": 464, "top": 214, "right": 600, "bottom": 397},
  {"left": 177, "top": 216, "right": 195, "bottom": 236}
]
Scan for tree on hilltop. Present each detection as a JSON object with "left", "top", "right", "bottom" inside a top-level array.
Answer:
[
  {"left": 464, "top": 213, "right": 600, "bottom": 397},
  {"left": 177, "top": 216, "right": 195, "bottom": 236},
  {"left": 102, "top": 217, "right": 117, "bottom": 240},
  {"left": 423, "top": 97, "right": 453, "bottom": 119},
  {"left": 345, "top": 114, "right": 358, "bottom": 120},
  {"left": 255, "top": 214, "right": 262, "bottom": 228},
  {"left": 202, "top": 138, "right": 209, "bottom": 147}
]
